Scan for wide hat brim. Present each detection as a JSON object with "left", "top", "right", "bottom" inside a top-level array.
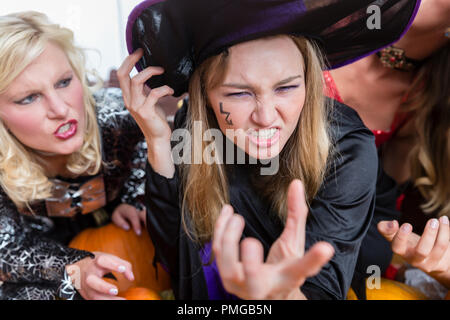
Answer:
[{"left": 127, "top": 0, "right": 420, "bottom": 97}]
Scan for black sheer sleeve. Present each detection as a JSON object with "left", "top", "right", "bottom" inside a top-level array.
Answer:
[
  {"left": 301, "top": 104, "right": 378, "bottom": 300},
  {"left": 145, "top": 163, "right": 182, "bottom": 273},
  {"left": 0, "top": 190, "right": 94, "bottom": 300},
  {"left": 93, "top": 88, "right": 147, "bottom": 209},
  {"left": 119, "top": 140, "right": 147, "bottom": 209}
]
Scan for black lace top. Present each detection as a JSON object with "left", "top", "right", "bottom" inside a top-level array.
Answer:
[{"left": 0, "top": 88, "right": 147, "bottom": 300}]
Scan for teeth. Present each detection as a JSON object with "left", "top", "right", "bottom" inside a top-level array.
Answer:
[
  {"left": 250, "top": 128, "right": 278, "bottom": 139},
  {"left": 57, "top": 123, "right": 71, "bottom": 134}
]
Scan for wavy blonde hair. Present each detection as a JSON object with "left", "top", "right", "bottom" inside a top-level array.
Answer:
[
  {"left": 0, "top": 11, "right": 102, "bottom": 209},
  {"left": 181, "top": 35, "right": 332, "bottom": 243},
  {"left": 406, "top": 43, "right": 450, "bottom": 217}
]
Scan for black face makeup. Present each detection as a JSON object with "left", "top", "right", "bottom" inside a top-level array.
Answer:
[{"left": 220, "top": 102, "right": 233, "bottom": 126}]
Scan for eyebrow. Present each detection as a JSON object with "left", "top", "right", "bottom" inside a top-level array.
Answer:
[
  {"left": 11, "top": 70, "right": 74, "bottom": 99},
  {"left": 222, "top": 75, "right": 303, "bottom": 90}
]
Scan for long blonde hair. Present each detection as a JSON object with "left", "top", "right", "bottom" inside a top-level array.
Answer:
[
  {"left": 181, "top": 35, "right": 331, "bottom": 243},
  {"left": 0, "top": 11, "right": 102, "bottom": 209},
  {"left": 406, "top": 43, "right": 450, "bottom": 217}
]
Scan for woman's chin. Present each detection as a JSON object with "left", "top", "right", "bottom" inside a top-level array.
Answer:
[{"left": 41, "top": 138, "right": 84, "bottom": 156}]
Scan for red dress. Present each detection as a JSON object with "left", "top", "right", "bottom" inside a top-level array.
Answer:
[
  {"left": 323, "top": 71, "right": 413, "bottom": 281},
  {"left": 324, "top": 71, "right": 410, "bottom": 149}
]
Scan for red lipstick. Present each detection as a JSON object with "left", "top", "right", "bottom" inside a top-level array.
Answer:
[{"left": 54, "top": 120, "right": 78, "bottom": 140}]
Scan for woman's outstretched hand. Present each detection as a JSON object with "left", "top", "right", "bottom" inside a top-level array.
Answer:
[
  {"left": 378, "top": 217, "right": 450, "bottom": 289},
  {"left": 67, "top": 252, "right": 135, "bottom": 300},
  {"left": 213, "top": 180, "right": 335, "bottom": 300}
]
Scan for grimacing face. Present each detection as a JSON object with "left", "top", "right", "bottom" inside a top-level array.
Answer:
[
  {"left": 0, "top": 42, "right": 86, "bottom": 156},
  {"left": 207, "top": 36, "right": 306, "bottom": 160}
]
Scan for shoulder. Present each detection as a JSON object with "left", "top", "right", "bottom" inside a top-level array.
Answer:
[
  {"left": 329, "top": 99, "right": 377, "bottom": 164},
  {"left": 321, "top": 100, "right": 378, "bottom": 201},
  {"left": 92, "top": 88, "right": 142, "bottom": 135},
  {"left": 328, "top": 99, "right": 373, "bottom": 143},
  {"left": 0, "top": 186, "right": 23, "bottom": 233},
  {"left": 0, "top": 186, "right": 16, "bottom": 211},
  {"left": 92, "top": 88, "right": 130, "bottom": 127}
]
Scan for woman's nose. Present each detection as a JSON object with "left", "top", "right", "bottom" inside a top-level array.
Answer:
[
  {"left": 251, "top": 99, "right": 277, "bottom": 127},
  {"left": 46, "top": 91, "right": 69, "bottom": 119}
]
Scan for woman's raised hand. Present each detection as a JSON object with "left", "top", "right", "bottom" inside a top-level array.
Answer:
[
  {"left": 118, "top": 49, "right": 176, "bottom": 178},
  {"left": 378, "top": 217, "right": 450, "bottom": 289},
  {"left": 117, "top": 48, "right": 174, "bottom": 141},
  {"left": 67, "top": 252, "right": 135, "bottom": 300},
  {"left": 213, "top": 180, "right": 335, "bottom": 300}
]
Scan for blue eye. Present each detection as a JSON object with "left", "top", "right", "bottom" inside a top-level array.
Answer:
[
  {"left": 276, "top": 85, "right": 299, "bottom": 93},
  {"left": 56, "top": 77, "right": 72, "bottom": 89},
  {"left": 15, "top": 94, "right": 40, "bottom": 105}
]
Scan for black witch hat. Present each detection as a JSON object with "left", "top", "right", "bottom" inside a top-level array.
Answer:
[{"left": 126, "top": 0, "right": 420, "bottom": 97}]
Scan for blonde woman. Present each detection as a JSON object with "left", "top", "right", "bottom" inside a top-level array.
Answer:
[
  {"left": 121, "top": 0, "right": 419, "bottom": 300},
  {"left": 326, "top": 0, "right": 449, "bottom": 298},
  {"left": 0, "top": 12, "right": 149, "bottom": 300}
]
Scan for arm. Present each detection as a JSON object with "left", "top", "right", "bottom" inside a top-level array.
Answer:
[
  {"left": 117, "top": 49, "right": 175, "bottom": 179},
  {"left": 0, "top": 190, "right": 134, "bottom": 301},
  {"left": 0, "top": 190, "right": 93, "bottom": 300},
  {"left": 300, "top": 107, "right": 379, "bottom": 300},
  {"left": 117, "top": 50, "right": 202, "bottom": 297}
]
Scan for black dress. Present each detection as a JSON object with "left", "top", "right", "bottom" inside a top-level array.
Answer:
[
  {"left": 0, "top": 88, "right": 147, "bottom": 300},
  {"left": 145, "top": 100, "right": 378, "bottom": 300}
]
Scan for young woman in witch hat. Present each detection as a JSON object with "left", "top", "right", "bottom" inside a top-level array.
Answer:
[{"left": 119, "top": 0, "right": 420, "bottom": 300}]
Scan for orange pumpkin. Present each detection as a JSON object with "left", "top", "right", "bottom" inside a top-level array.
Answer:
[
  {"left": 347, "top": 278, "right": 428, "bottom": 300},
  {"left": 69, "top": 223, "right": 171, "bottom": 293},
  {"left": 366, "top": 278, "right": 428, "bottom": 300},
  {"left": 121, "top": 288, "right": 161, "bottom": 300}
]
